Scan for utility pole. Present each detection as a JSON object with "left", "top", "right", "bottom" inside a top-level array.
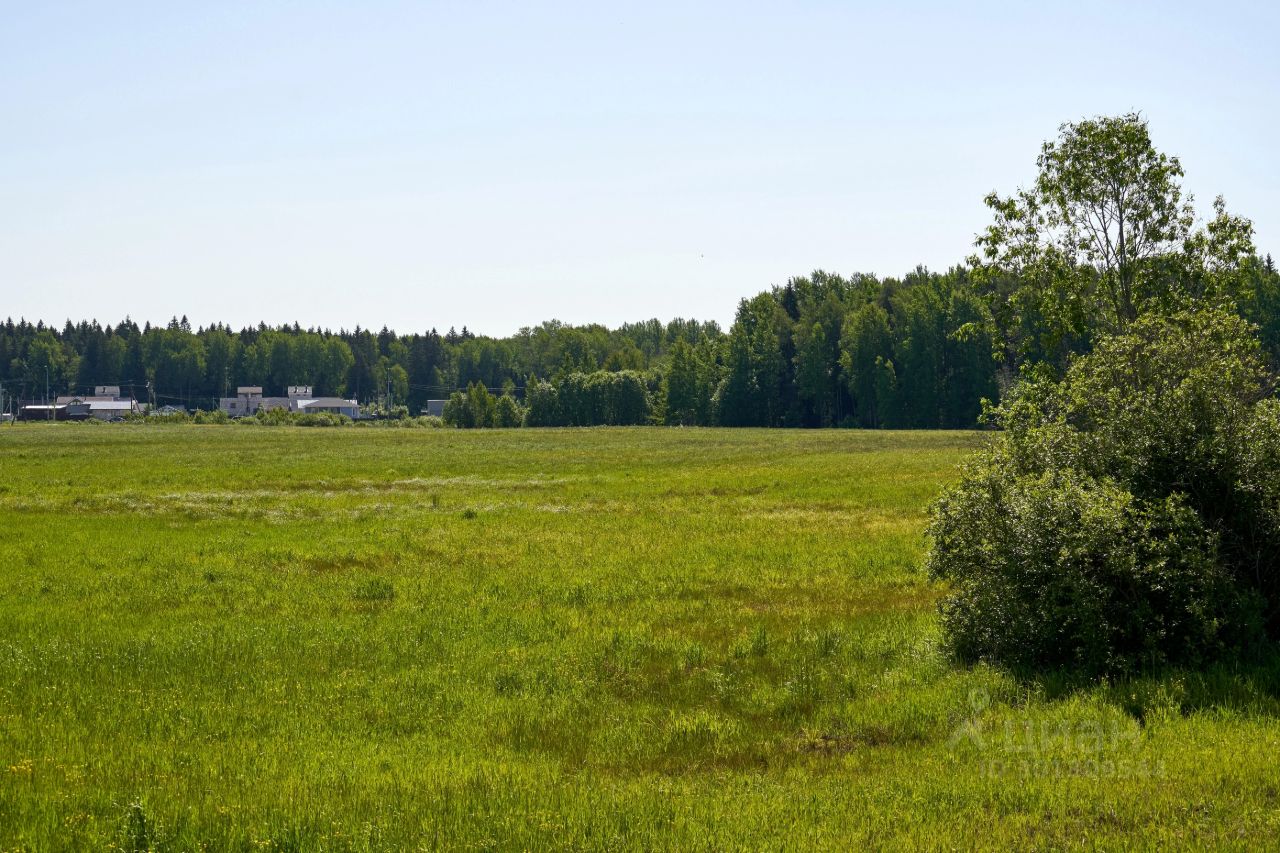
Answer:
[{"left": 46, "top": 366, "right": 51, "bottom": 421}]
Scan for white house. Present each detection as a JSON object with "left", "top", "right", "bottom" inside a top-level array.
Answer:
[
  {"left": 219, "top": 386, "right": 264, "bottom": 417},
  {"left": 56, "top": 386, "right": 143, "bottom": 419},
  {"left": 296, "top": 397, "right": 361, "bottom": 418},
  {"left": 219, "top": 385, "right": 359, "bottom": 418},
  {"left": 75, "top": 400, "right": 140, "bottom": 420}
]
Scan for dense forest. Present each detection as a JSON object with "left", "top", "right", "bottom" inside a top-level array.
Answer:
[{"left": 4, "top": 115, "right": 1278, "bottom": 428}]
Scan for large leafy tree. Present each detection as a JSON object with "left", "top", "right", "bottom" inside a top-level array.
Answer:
[
  {"left": 793, "top": 293, "right": 845, "bottom": 427},
  {"left": 839, "top": 303, "right": 893, "bottom": 428},
  {"left": 16, "top": 329, "right": 76, "bottom": 396},
  {"left": 973, "top": 113, "right": 1254, "bottom": 365},
  {"left": 663, "top": 339, "right": 701, "bottom": 426},
  {"left": 714, "top": 294, "right": 787, "bottom": 426}
]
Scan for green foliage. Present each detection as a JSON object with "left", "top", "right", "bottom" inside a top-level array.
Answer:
[
  {"left": 714, "top": 294, "right": 787, "bottom": 426},
  {"left": 495, "top": 392, "right": 523, "bottom": 428},
  {"left": 443, "top": 382, "right": 519, "bottom": 428},
  {"left": 663, "top": 339, "right": 703, "bottom": 425},
  {"left": 243, "top": 408, "right": 351, "bottom": 427},
  {"left": 367, "top": 402, "right": 410, "bottom": 420},
  {"left": 928, "top": 308, "right": 1280, "bottom": 675},
  {"left": 931, "top": 468, "right": 1254, "bottom": 674},
  {"left": 466, "top": 382, "right": 497, "bottom": 428},
  {"left": 521, "top": 371, "right": 652, "bottom": 426},
  {"left": 192, "top": 408, "right": 230, "bottom": 424},
  {"left": 442, "top": 390, "right": 470, "bottom": 427},
  {"left": 354, "top": 415, "right": 444, "bottom": 429},
  {"left": 840, "top": 303, "right": 893, "bottom": 427},
  {"left": 522, "top": 379, "right": 558, "bottom": 426},
  {"left": 973, "top": 113, "right": 1256, "bottom": 365},
  {"left": 137, "top": 410, "right": 192, "bottom": 424}
]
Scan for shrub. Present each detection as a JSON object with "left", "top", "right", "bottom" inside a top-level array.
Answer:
[
  {"left": 295, "top": 412, "right": 350, "bottom": 427},
  {"left": 239, "top": 408, "right": 349, "bottom": 427},
  {"left": 193, "top": 409, "right": 230, "bottom": 424},
  {"left": 137, "top": 411, "right": 191, "bottom": 424},
  {"left": 250, "top": 407, "right": 296, "bottom": 426},
  {"left": 927, "top": 308, "right": 1279, "bottom": 675}
]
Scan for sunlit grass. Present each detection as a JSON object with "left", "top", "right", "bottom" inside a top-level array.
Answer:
[{"left": 1, "top": 425, "right": 1279, "bottom": 849}]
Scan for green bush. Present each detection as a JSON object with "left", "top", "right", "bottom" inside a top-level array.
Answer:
[
  {"left": 927, "top": 308, "right": 1279, "bottom": 675},
  {"left": 139, "top": 411, "right": 192, "bottom": 424},
  {"left": 193, "top": 409, "right": 230, "bottom": 424},
  {"left": 295, "top": 412, "right": 350, "bottom": 427},
  {"left": 240, "top": 408, "right": 349, "bottom": 427},
  {"left": 359, "top": 415, "right": 443, "bottom": 429},
  {"left": 248, "top": 407, "right": 296, "bottom": 426}
]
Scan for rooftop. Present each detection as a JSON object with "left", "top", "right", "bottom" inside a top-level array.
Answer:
[{"left": 298, "top": 398, "right": 359, "bottom": 408}]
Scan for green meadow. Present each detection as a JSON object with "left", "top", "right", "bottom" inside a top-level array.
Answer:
[{"left": 2, "top": 425, "right": 1280, "bottom": 850}]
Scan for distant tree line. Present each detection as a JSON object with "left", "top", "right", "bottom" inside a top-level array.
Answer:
[
  {"left": 3, "top": 259, "right": 1276, "bottom": 428},
  {"left": 3, "top": 115, "right": 1277, "bottom": 428}
]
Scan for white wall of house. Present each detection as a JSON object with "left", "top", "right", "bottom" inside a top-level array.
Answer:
[
  {"left": 298, "top": 399, "right": 360, "bottom": 418},
  {"left": 219, "top": 387, "right": 264, "bottom": 416},
  {"left": 218, "top": 387, "right": 359, "bottom": 418}
]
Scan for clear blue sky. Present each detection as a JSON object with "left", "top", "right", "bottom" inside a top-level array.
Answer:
[{"left": 3, "top": 1, "right": 1277, "bottom": 336}]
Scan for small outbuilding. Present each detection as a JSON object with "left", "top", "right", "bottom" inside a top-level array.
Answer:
[{"left": 19, "top": 404, "right": 70, "bottom": 421}]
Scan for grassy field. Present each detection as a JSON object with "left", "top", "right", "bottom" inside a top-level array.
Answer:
[{"left": 2, "top": 425, "right": 1279, "bottom": 850}]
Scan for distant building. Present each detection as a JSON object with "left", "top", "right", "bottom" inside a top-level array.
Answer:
[
  {"left": 19, "top": 404, "right": 70, "bottom": 421},
  {"left": 71, "top": 400, "right": 139, "bottom": 420},
  {"left": 425, "top": 400, "right": 448, "bottom": 417},
  {"left": 297, "top": 397, "right": 361, "bottom": 418},
  {"left": 220, "top": 386, "right": 264, "bottom": 416},
  {"left": 219, "top": 385, "right": 360, "bottom": 418},
  {"left": 53, "top": 386, "right": 143, "bottom": 419}
]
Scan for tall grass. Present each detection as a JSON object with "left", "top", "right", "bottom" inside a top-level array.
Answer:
[{"left": 0, "top": 426, "right": 1278, "bottom": 849}]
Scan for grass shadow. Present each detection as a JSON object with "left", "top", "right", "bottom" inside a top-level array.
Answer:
[{"left": 1026, "top": 646, "right": 1280, "bottom": 724}]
